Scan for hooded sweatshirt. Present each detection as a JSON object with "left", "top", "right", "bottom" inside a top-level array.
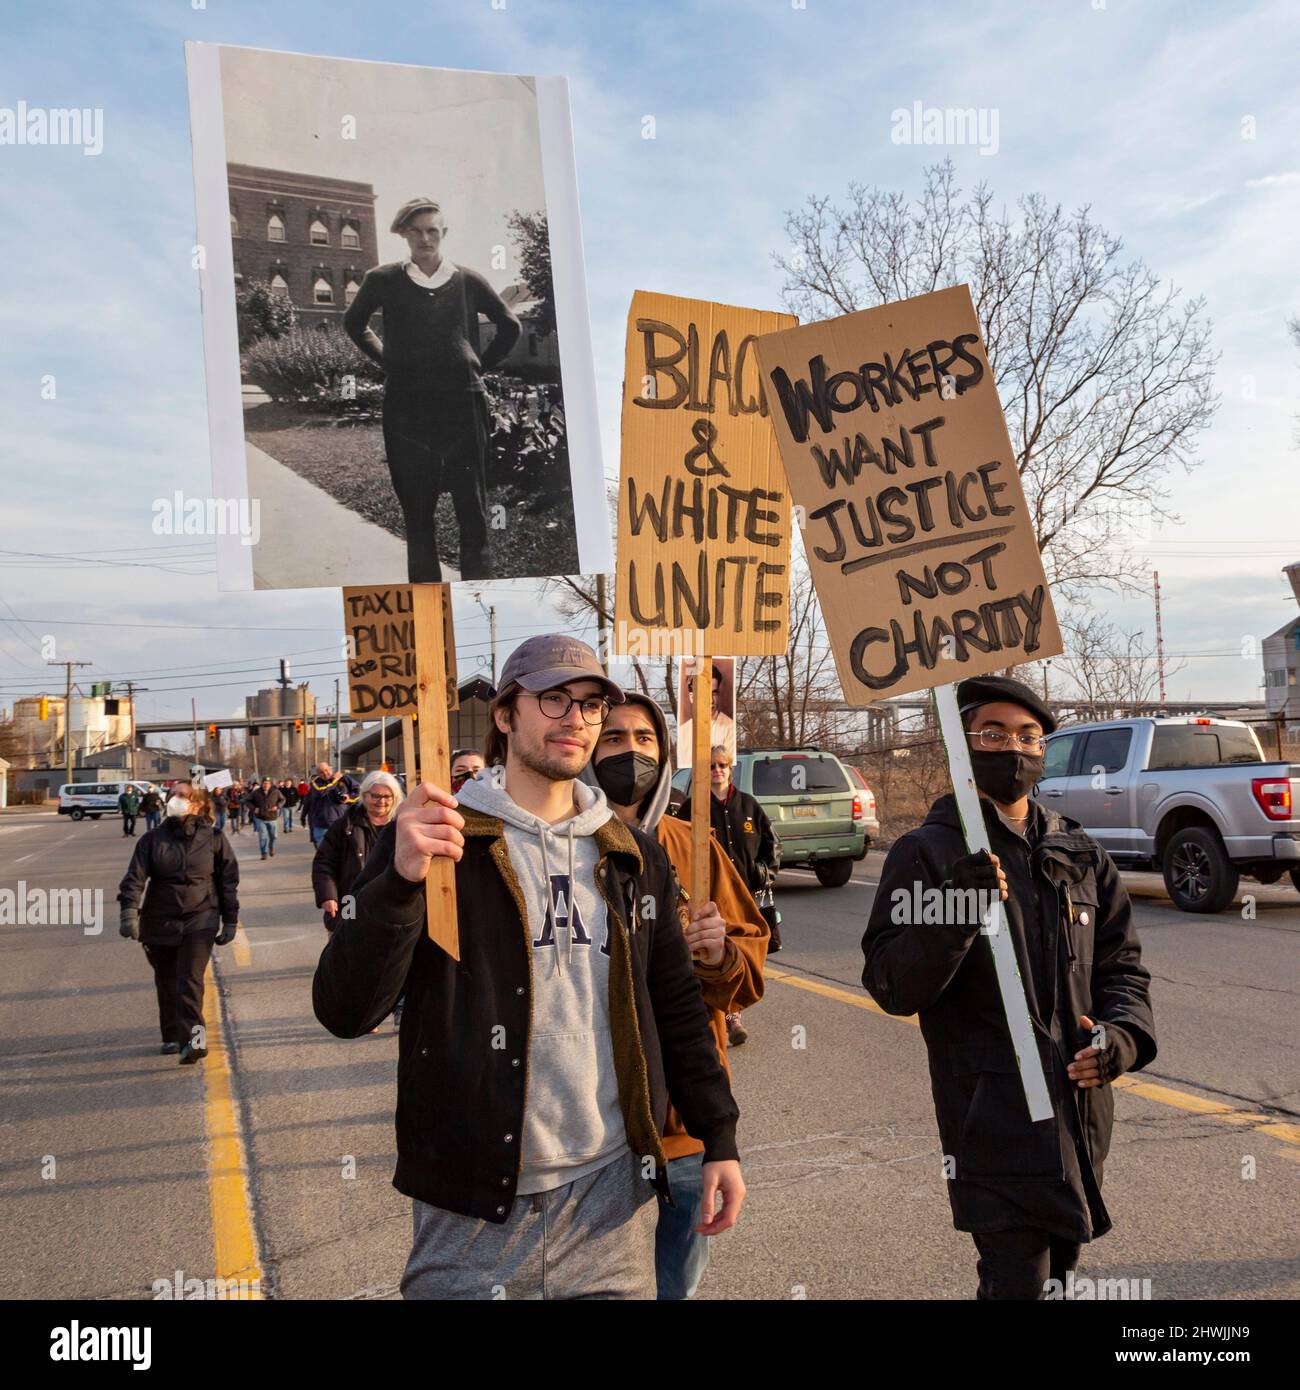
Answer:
[
  {"left": 454, "top": 773, "right": 629, "bottom": 1194},
  {"left": 582, "top": 697, "right": 768, "bottom": 1162}
]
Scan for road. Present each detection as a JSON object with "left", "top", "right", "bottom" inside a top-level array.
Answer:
[{"left": 1, "top": 811, "right": 1297, "bottom": 1300}]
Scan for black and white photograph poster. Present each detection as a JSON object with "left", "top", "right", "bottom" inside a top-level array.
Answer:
[{"left": 185, "top": 43, "right": 610, "bottom": 589}]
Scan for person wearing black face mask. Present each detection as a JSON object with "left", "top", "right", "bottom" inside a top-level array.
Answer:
[
  {"left": 587, "top": 691, "right": 768, "bottom": 1301},
  {"left": 861, "top": 674, "right": 1155, "bottom": 1301},
  {"left": 449, "top": 749, "right": 485, "bottom": 794}
]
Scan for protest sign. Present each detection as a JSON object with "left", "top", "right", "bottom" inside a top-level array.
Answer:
[
  {"left": 342, "top": 584, "right": 458, "bottom": 718},
  {"left": 754, "top": 285, "right": 1062, "bottom": 702},
  {"left": 756, "top": 285, "right": 1058, "bottom": 1123},
  {"left": 615, "top": 292, "right": 796, "bottom": 660}
]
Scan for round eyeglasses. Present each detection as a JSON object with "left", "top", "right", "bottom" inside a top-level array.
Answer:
[
  {"left": 529, "top": 690, "right": 611, "bottom": 726},
  {"left": 966, "top": 729, "right": 1047, "bottom": 754}
]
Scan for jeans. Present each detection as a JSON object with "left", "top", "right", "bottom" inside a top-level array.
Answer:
[
  {"left": 310, "top": 823, "right": 328, "bottom": 847},
  {"left": 654, "top": 1152, "right": 709, "bottom": 1300},
  {"left": 121, "top": 813, "right": 137, "bottom": 836},
  {"left": 972, "top": 1228, "right": 1083, "bottom": 1300},
  {"left": 214, "top": 807, "right": 226, "bottom": 832},
  {"left": 254, "top": 816, "right": 279, "bottom": 855},
  {"left": 281, "top": 806, "right": 294, "bottom": 831},
  {"left": 382, "top": 387, "right": 491, "bottom": 581}
]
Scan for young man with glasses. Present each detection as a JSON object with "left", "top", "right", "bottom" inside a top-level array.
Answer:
[
  {"left": 313, "top": 635, "right": 744, "bottom": 1299},
  {"left": 861, "top": 674, "right": 1156, "bottom": 1300}
]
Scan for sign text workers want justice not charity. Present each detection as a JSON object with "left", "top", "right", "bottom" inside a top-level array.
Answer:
[{"left": 755, "top": 285, "right": 1062, "bottom": 703}]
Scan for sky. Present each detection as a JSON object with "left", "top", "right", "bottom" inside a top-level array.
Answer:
[{"left": 1, "top": 0, "right": 1298, "bottom": 733}]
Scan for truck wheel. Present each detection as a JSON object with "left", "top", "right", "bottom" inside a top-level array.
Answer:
[
  {"left": 814, "top": 859, "right": 854, "bottom": 888},
  {"left": 1162, "top": 827, "right": 1239, "bottom": 913},
  {"left": 70, "top": 807, "right": 85, "bottom": 822}
]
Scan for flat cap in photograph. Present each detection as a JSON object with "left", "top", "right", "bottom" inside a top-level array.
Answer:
[
  {"left": 390, "top": 197, "right": 443, "bottom": 233},
  {"left": 498, "top": 635, "right": 625, "bottom": 705},
  {"left": 956, "top": 674, "right": 1057, "bottom": 734}
]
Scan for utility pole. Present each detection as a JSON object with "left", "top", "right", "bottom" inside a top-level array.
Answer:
[
  {"left": 191, "top": 698, "right": 199, "bottom": 761},
  {"left": 596, "top": 574, "right": 609, "bottom": 675},
  {"left": 1153, "top": 570, "right": 1167, "bottom": 715},
  {"left": 48, "top": 659, "right": 91, "bottom": 787},
  {"left": 473, "top": 591, "right": 498, "bottom": 685},
  {"left": 300, "top": 685, "right": 308, "bottom": 782},
  {"left": 124, "top": 681, "right": 148, "bottom": 782},
  {"left": 334, "top": 678, "right": 340, "bottom": 766}
]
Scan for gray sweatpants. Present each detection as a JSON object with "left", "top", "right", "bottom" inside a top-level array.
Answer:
[{"left": 401, "top": 1151, "right": 659, "bottom": 1300}]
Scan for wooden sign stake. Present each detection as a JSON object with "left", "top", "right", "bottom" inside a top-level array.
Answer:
[
  {"left": 689, "top": 655, "right": 713, "bottom": 910},
  {"left": 932, "top": 682, "right": 1052, "bottom": 1123},
  {"left": 401, "top": 715, "right": 417, "bottom": 791},
  {"left": 411, "top": 582, "right": 459, "bottom": 960}
]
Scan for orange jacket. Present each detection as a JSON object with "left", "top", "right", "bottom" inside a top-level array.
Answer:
[{"left": 655, "top": 814, "right": 769, "bottom": 1161}]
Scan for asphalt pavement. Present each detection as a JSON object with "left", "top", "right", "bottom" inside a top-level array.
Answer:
[{"left": 1, "top": 811, "right": 1296, "bottom": 1300}]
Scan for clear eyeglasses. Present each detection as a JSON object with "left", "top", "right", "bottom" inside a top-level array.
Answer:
[
  {"left": 967, "top": 729, "right": 1047, "bottom": 754},
  {"left": 531, "top": 690, "right": 611, "bottom": 725}
]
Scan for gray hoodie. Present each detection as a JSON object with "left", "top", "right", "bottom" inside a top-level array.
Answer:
[{"left": 454, "top": 772, "right": 630, "bottom": 1195}]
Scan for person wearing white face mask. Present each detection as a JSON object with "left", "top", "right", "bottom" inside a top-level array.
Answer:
[{"left": 118, "top": 787, "right": 241, "bottom": 1063}]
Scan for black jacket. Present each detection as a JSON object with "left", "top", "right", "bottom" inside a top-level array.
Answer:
[
  {"left": 280, "top": 784, "right": 300, "bottom": 808},
  {"left": 676, "top": 788, "right": 776, "bottom": 895},
  {"left": 117, "top": 816, "right": 240, "bottom": 946},
  {"left": 862, "top": 795, "right": 1156, "bottom": 1241},
  {"left": 247, "top": 786, "right": 284, "bottom": 819},
  {"left": 311, "top": 805, "right": 378, "bottom": 908},
  {"left": 313, "top": 808, "right": 739, "bottom": 1223}
]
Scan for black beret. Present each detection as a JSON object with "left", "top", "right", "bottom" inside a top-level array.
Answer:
[{"left": 955, "top": 674, "right": 1057, "bottom": 735}]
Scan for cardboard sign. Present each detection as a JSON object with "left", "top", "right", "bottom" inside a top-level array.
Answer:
[
  {"left": 343, "top": 584, "right": 458, "bottom": 716},
  {"left": 755, "top": 285, "right": 1062, "bottom": 703},
  {"left": 615, "top": 292, "right": 796, "bottom": 659},
  {"left": 676, "top": 656, "right": 737, "bottom": 772}
]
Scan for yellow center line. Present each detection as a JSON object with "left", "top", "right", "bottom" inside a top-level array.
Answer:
[
  {"left": 765, "top": 963, "right": 1300, "bottom": 1149},
  {"left": 200, "top": 959, "right": 264, "bottom": 1298}
]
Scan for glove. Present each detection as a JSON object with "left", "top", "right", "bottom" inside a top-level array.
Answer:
[
  {"left": 119, "top": 909, "right": 140, "bottom": 941},
  {"left": 949, "top": 848, "right": 1004, "bottom": 897},
  {"left": 215, "top": 920, "right": 237, "bottom": 946}
]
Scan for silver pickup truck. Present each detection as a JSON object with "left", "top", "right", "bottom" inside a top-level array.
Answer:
[{"left": 1034, "top": 716, "right": 1300, "bottom": 913}]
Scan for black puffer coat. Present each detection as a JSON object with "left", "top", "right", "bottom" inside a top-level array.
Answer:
[
  {"left": 862, "top": 794, "right": 1156, "bottom": 1242},
  {"left": 117, "top": 815, "right": 240, "bottom": 945},
  {"left": 311, "top": 804, "right": 379, "bottom": 908}
]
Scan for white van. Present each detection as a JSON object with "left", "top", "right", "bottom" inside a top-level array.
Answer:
[{"left": 57, "top": 781, "right": 157, "bottom": 822}]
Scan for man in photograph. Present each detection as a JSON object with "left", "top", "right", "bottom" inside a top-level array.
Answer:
[{"left": 344, "top": 198, "right": 522, "bottom": 582}]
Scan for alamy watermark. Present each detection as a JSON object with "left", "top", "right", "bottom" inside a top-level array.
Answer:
[
  {"left": 152, "top": 491, "right": 261, "bottom": 546},
  {"left": 890, "top": 101, "right": 999, "bottom": 156},
  {"left": 1, "top": 102, "right": 103, "bottom": 156},
  {"left": 0, "top": 882, "right": 103, "bottom": 934}
]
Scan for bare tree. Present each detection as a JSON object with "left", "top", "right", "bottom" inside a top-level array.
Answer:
[
  {"left": 1049, "top": 611, "right": 1184, "bottom": 715},
  {"left": 775, "top": 160, "right": 1219, "bottom": 600}
]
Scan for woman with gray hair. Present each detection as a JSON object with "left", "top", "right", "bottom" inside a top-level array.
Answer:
[
  {"left": 312, "top": 770, "right": 404, "bottom": 932},
  {"left": 312, "top": 769, "right": 407, "bottom": 1028}
]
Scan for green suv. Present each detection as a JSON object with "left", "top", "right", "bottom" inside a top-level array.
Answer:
[{"left": 670, "top": 748, "right": 872, "bottom": 887}]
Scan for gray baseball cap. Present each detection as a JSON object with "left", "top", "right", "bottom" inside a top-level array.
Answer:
[{"left": 498, "top": 635, "right": 624, "bottom": 704}]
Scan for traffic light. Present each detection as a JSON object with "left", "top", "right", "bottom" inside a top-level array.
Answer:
[
  {"left": 38, "top": 697, "right": 48, "bottom": 721},
  {"left": 294, "top": 719, "right": 303, "bottom": 731},
  {"left": 207, "top": 724, "right": 218, "bottom": 738}
]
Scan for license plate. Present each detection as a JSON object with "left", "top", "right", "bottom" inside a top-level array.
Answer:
[{"left": 793, "top": 805, "right": 817, "bottom": 819}]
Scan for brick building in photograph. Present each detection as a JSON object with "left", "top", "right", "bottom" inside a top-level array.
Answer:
[{"left": 227, "top": 163, "right": 379, "bottom": 328}]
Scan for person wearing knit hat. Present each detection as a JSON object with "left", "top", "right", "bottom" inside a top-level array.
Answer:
[
  {"left": 861, "top": 670, "right": 1155, "bottom": 1300},
  {"left": 343, "top": 199, "right": 521, "bottom": 582}
]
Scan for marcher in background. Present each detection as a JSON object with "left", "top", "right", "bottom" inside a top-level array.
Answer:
[
  {"left": 313, "top": 634, "right": 743, "bottom": 1300},
  {"left": 298, "top": 778, "right": 310, "bottom": 827},
  {"left": 248, "top": 775, "right": 285, "bottom": 861},
  {"left": 139, "top": 786, "right": 163, "bottom": 834},
  {"left": 280, "top": 778, "right": 300, "bottom": 832},
  {"left": 674, "top": 746, "right": 777, "bottom": 1046},
  {"left": 861, "top": 675, "right": 1156, "bottom": 1301},
  {"left": 118, "top": 786, "right": 239, "bottom": 1064},
  {"left": 450, "top": 748, "right": 485, "bottom": 792},
  {"left": 118, "top": 784, "right": 141, "bottom": 837},
  {"left": 589, "top": 691, "right": 767, "bottom": 1301},
  {"left": 211, "top": 786, "right": 227, "bottom": 833},
  {"left": 313, "top": 771, "right": 403, "bottom": 933},
  {"left": 305, "top": 762, "right": 359, "bottom": 847}
]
